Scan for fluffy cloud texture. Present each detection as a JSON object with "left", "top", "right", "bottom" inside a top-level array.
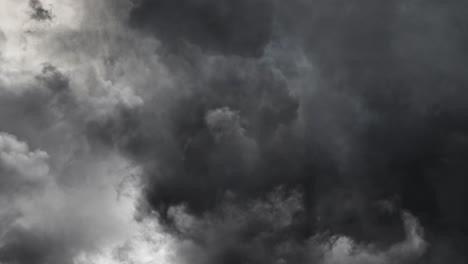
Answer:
[{"left": 1, "top": 0, "right": 468, "bottom": 263}]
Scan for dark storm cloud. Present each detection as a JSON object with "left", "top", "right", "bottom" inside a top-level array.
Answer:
[
  {"left": 128, "top": 0, "right": 274, "bottom": 57},
  {"left": 280, "top": 0, "right": 468, "bottom": 261},
  {"left": 85, "top": 0, "right": 468, "bottom": 262},
  {"left": 2, "top": 0, "right": 468, "bottom": 262},
  {"left": 87, "top": 53, "right": 301, "bottom": 216},
  {"left": 289, "top": 0, "right": 468, "bottom": 231},
  {"left": 166, "top": 188, "right": 308, "bottom": 264},
  {"left": 142, "top": 189, "right": 425, "bottom": 264},
  {"left": 86, "top": 43, "right": 411, "bottom": 264}
]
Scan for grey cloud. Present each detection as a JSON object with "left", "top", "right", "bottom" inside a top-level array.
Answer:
[
  {"left": 0, "top": 130, "right": 143, "bottom": 264},
  {"left": 89, "top": 1, "right": 468, "bottom": 260},
  {"left": 2, "top": 0, "right": 468, "bottom": 263},
  {"left": 128, "top": 0, "right": 274, "bottom": 57},
  {"left": 29, "top": 0, "right": 53, "bottom": 21},
  {"left": 0, "top": 132, "right": 50, "bottom": 195}
]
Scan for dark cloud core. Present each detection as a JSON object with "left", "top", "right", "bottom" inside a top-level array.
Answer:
[
  {"left": 129, "top": 0, "right": 274, "bottom": 57},
  {"left": 29, "top": 0, "right": 53, "bottom": 21},
  {"left": 122, "top": 0, "right": 468, "bottom": 262}
]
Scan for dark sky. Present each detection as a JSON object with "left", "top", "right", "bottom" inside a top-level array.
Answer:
[{"left": 1, "top": 0, "right": 468, "bottom": 263}]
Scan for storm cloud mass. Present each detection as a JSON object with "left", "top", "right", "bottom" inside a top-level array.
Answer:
[{"left": 1, "top": 0, "right": 468, "bottom": 263}]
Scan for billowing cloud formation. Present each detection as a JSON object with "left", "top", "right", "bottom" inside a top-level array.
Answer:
[
  {"left": 0, "top": 132, "right": 50, "bottom": 184},
  {"left": 1, "top": 0, "right": 468, "bottom": 263},
  {"left": 0, "top": 131, "right": 145, "bottom": 264}
]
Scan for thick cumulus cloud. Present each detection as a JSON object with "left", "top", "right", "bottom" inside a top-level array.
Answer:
[
  {"left": 0, "top": 1, "right": 166, "bottom": 264},
  {"left": 0, "top": 133, "right": 50, "bottom": 186},
  {"left": 1, "top": 0, "right": 468, "bottom": 263},
  {"left": 0, "top": 131, "right": 148, "bottom": 264}
]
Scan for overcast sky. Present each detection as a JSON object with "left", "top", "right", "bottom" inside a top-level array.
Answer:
[{"left": 1, "top": 0, "right": 468, "bottom": 263}]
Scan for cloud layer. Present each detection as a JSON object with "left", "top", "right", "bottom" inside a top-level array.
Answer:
[{"left": 1, "top": 0, "right": 468, "bottom": 263}]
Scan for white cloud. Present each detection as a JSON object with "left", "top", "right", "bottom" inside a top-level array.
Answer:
[
  {"left": 0, "top": 131, "right": 177, "bottom": 263},
  {"left": 316, "top": 211, "right": 428, "bottom": 264},
  {"left": 0, "top": 132, "right": 50, "bottom": 181}
]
